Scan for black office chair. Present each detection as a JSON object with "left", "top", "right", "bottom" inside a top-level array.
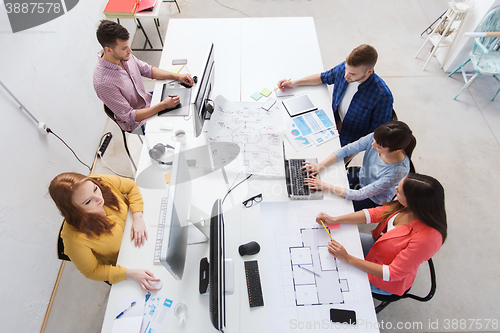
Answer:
[
  {"left": 391, "top": 108, "right": 398, "bottom": 121},
  {"left": 372, "top": 258, "right": 436, "bottom": 313},
  {"left": 103, "top": 105, "right": 142, "bottom": 171},
  {"left": 57, "top": 222, "right": 71, "bottom": 261}
]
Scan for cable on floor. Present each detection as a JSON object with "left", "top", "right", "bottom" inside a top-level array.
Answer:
[
  {"left": 46, "top": 128, "right": 92, "bottom": 172},
  {"left": 214, "top": 0, "right": 249, "bottom": 17}
]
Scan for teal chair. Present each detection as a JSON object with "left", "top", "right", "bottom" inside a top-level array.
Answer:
[{"left": 449, "top": 6, "right": 500, "bottom": 101}]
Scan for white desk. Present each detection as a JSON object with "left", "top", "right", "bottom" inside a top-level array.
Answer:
[{"left": 101, "top": 18, "right": 379, "bottom": 333}]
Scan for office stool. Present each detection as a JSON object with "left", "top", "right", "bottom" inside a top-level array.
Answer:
[
  {"left": 163, "top": 0, "right": 180, "bottom": 13},
  {"left": 103, "top": 105, "right": 143, "bottom": 171},
  {"left": 372, "top": 258, "right": 436, "bottom": 313}
]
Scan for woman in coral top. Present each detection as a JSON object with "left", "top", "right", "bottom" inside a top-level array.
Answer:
[
  {"left": 316, "top": 173, "right": 447, "bottom": 296},
  {"left": 49, "top": 173, "right": 160, "bottom": 291}
]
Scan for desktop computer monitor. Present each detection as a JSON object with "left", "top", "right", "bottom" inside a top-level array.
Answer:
[
  {"left": 193, "top": 43, "right": 215, "bottom": 137},
  {"left": 160, "top": 142, "right": 192, "bottom": 280},
  {"left": 209, "top": 199, "right": 225, "bottom": 332}
]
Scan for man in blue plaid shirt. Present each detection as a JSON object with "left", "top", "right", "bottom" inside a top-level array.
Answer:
[{"left": 278, "top": 45, "right": 393, "bottom": 146}]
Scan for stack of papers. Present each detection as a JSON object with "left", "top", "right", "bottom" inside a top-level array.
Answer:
[{"left": 285, "top": 109, "right": 338, "bottom": 151}]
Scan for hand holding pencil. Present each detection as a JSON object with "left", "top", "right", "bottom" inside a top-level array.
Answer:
[{"left": 276, "top": 78, "right": 292, "bottom": 91}]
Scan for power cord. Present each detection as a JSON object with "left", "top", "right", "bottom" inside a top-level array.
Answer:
[
  {"left": 96, "top": 132, "right": 134, "bottom": 179},
  {"left": 46, "top": 127, "right": 92, "bottom": 172},
  {"left": 97, "top": 151, "right": 134, "bottom": 179},
  {"left": 222, "top": 173, "right": 253, "bottom": 204}
]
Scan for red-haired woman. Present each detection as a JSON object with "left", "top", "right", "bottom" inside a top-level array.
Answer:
[{"left": 49, "top": 173, "right": 159, "bottom": 290}]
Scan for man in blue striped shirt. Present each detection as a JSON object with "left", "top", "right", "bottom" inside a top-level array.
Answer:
[{"left": 279, "top": 45, "right": 393, "bottom": 146}]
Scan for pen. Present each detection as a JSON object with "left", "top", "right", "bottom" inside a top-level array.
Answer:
[
  {"left": 275, "top": 78, "right": 291, "bottom": 91},
  {"left": 320, "top": 219, "right": 334, "bottom": 242},
  {"left": 298, "top": 264, "right": 321, "bottom": 277},
  {"left": 115, "top": 301, "right": 136, "bottom": 319}
]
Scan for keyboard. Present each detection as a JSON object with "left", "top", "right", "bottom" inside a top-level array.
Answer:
[
  {"left": 153, "top": 197, "right": 168, "bottom": 264},
  {"left": 244, "top": 260, "right": 264, "bottom": 307},
  {"left": 289, "top": 159, "right": 310, "bottom": 196}
]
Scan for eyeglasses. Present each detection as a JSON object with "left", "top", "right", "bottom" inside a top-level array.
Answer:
[{"left": 242, "top": 193, "right": 263, "bottom": 208}]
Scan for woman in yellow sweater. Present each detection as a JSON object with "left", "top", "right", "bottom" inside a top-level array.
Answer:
[{"left": 49, "top": 172, "right": 160, "bottom": 290}]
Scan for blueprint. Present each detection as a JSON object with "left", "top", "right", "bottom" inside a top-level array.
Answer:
[
  {"left": 207, "top": 95, "right": 284, "bottom": 176},
  {"left": 260, "top": 200, "right": 377, "bottom": 332}
]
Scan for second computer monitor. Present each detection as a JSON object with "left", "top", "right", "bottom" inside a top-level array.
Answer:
[
  {"left": 160, "top": 142, "right": 192, "bottom": 280},
  {"left": 193, "top": 43, "right": 215, "bottom": 137}
]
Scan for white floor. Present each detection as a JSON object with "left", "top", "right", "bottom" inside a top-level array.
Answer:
[{"left": 44, "top": 1, "right": 500, "bottom": 332}]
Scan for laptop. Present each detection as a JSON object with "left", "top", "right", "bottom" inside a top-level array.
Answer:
[
  {"left": 283, "top": 143, "right": 323, "bottom": 200},
  {"left": 158, "top": 81, "right": 192, "bottom": 116}
]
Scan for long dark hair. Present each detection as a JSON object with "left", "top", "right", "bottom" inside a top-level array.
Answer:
[
  {"left": 381, "top": 173, "right": 447, "bottom": 244},
  {"left": 49, "top": 173, "right": 120, "bottom": 238},
  {"left": 374, "top": 121, "right": 417, "bottom": 158}
]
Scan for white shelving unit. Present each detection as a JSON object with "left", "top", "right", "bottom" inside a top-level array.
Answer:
[{"left": 416, "top": 1, "right": 474, "bottom": 70}]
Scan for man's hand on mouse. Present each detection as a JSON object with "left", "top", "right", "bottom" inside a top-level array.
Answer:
[{"left": 177, "top": 73, "right": 194, "bottom": 86}]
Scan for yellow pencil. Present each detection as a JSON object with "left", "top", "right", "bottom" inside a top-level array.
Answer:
[
  {"left": 274, "top": 78, "right": 291, "bottom": 91},
  {"left": 320, "top": 219, "right": 334, "bottom": 241},
  {"left": 177, "top": 65, "right": 185, "bottom": 74}
]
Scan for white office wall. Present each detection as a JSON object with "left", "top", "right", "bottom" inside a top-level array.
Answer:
[{"left": 0, "top": 2, "right": 110, "bottom": 331}]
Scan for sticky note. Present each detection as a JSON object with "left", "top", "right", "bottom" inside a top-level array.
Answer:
[
  {"left": 168, "top": 68, "right": 178, "bottom": 73},
  {"left": 327, "top": 224, "right": 340, "bottom": 230},
  {"left": 260, "top": 87, "right": 272, "bottom": 97},
  {"left": 164, "top": 173, "right": 171, "bottom": 184},
  {"left": 251, "top": 92, "right": 263, "bottom": 101}
]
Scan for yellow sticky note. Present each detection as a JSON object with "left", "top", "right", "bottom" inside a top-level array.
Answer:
[
  {"left": 164, "top": 173, "right": 171, "bottom": 184},
  {"left": 168, "top": 68, "right": 179, "bottom": 73},
  {"left": 260, "top": 87, "right": 272, "bottom": 97}
]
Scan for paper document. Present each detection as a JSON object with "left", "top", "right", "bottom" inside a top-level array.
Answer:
[
  {"left": 285, "top": 109, "right": 338, "bottom": 151},
  {"left": 207, "top": 95, "right": 284, "bottom": 176},
  {"left": 111, "top": 297, "right": 145, "bottom": 333}
]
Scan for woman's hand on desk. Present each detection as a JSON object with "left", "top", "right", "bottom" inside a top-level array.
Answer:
[
  {"left": 316, "top": 212, "right": 336, "bottom": 225},
  {"left": 126, "top": 269, "right": 160, "bottom": 291},
  {"left": 131, "top": 212, "right": 148, "bottom": 247},
  {"left": 327, "top": 240, "right": 350, "bottom": 263}
]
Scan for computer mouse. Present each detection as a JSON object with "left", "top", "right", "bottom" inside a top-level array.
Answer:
[
  {"left": 149, "top": 280, "right": 163, "bottom": 290},
  {"left": 239, "top": 241, "right": 260, "bottom": 256}
]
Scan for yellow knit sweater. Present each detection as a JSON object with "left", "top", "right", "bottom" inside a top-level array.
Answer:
[{"left": 61, "top": 175, "right": 143, "bottom": 284}]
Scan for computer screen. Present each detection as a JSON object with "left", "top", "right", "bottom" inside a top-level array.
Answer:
[
  {"left": 209, "top": 199, "right": 225, "bottom": 332},
  {"left": 193, "top": 43, "right": 215, "bottom": 137},
  {"left": 160, "top": 142, "right": 192, "bottom": 280}
]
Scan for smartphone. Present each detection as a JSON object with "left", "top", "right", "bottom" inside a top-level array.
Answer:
[{"left": 330, "top": 308, "right": 356, "bottom": 325}]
